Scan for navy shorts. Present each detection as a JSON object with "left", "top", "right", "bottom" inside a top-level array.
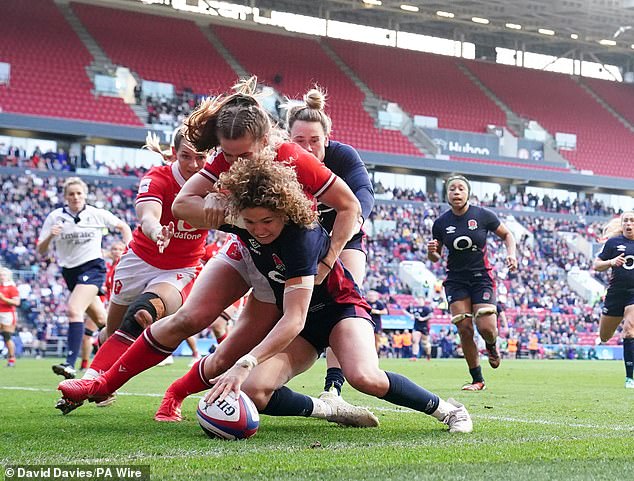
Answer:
[
  {"left": 414, "top": 321, "right": 429, "bottom": 335},
  {"left": 373, "top": 316, "right": 382, "bottom": 334},
  {"left": 443, "top": 271, "right": 495, "bottom": 306},
  {"left": 300, "top": 303, "right": 373, "bottom": 352},
  {"left": 602, "top": 288, "right": 634, "bottom": 317},
  {"left": 62, "top": 258, "right": 106, "bottom": 292},
  {"left": 344, "top": 232, "right": 367, "bottom": 254}
]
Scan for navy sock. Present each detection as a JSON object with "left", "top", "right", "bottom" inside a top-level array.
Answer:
[
  {"left": 624, "top": 338, "right": 634, "bottom": 379},
  {"left": 260, "top": 386, "right": 313, "bottom": 417},
  {"left": 469, "top": 366, "right": 484, "bottom": 383},
  {"left": 380, "top": 371, "right": 439, "bottom": 415},
  {"left": 324, "top": 367, "right": 346, "bottom": 395},
  {"left": 65, "top": 322, "right": 84, "bottom": 368}
]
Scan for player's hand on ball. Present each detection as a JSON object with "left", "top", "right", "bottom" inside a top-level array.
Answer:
[{"left": 206, "top": 364, "right": 250, "bottom": 404}]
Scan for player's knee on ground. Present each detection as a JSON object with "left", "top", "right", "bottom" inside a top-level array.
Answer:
[{"left": 119, "top": 292, "right": 166, "bottom": 338}]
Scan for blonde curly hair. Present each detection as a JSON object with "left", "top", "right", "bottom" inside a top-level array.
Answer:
[{"left": 217, "top": 156, "right": 317, "bottom": 228}]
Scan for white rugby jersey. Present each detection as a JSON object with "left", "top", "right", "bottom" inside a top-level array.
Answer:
[{"left": 38, "top": 205, "right": 121, "bottom": 268}]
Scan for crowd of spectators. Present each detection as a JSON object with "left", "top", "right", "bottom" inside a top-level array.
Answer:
[
  {"left": 0, "top": 170, "right": 619, "bottom": 361},
  {"left": 0, "top": 173, "right": 138, "bottom": 356}
]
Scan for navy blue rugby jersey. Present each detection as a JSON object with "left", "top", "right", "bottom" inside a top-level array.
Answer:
[
  {"left": 432, "top": 205, "right": 501, "bottom": 273},
  {"left": 222, "top": 222, "right": 368, "bottom": 311},
  {"left": 597, "top": 235, "right": 634, "bottom": 290},
  {"left": 407, "top": 304, "right": 432, "bottom": 320},
  {"left": 318, "top": 141, "right": 374, "bottom": 234}
]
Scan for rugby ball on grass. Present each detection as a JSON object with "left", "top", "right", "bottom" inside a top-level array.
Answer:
[{"left": 196, "top": 391, "right": 259, "bottom": 440}]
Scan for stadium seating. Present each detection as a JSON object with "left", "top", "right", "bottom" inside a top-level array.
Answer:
[
  {"left": 0, "top": 0, "right": 141, "bottom": 125},
  {"left": 71, "top": 2, "right": 236, "bottom": 95},
  {"left": 213, "top": 25, "right": 421, "bottom": 156},
  {"left": 326, "top": 39, "right": 507, "bottom": 133},
  {"left": 583, "top": 78, "right": 634, "bottom": 128},
  {"left": 465, "top": 61, "right": 634, "bottom": 178}
]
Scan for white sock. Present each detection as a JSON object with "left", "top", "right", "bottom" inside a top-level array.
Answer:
[
  {"left": 431, "top": 398, "right": 455, "bottom": 421},
  {"left": 310, "top": 397, "right": 333, "bottom": 418}
]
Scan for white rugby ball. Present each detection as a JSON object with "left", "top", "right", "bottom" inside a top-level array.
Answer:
[{"left": 196, "top": 391, "right": 259, "bottom": 440}]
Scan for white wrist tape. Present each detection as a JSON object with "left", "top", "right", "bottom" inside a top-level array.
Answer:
[{"left": 237, "top": 354, "right": 258, "bottom": 370}]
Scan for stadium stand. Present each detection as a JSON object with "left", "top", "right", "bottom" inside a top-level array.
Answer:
[
  {"left": 71, "top": 2, "right": 236, "bottom": 95},
  {"left": 213, "top": 25, "right": 421, "bottom": 156},
  {"left": 465, "top": 60, "right": 634, "bottom": 178},
  {"left": 326, "top": 39, "right": 507, "bottom": 133},
  {"left": 583, "top": 77, "right": 634, "bottom": 127},
  {"left": 0, "top": 0, "right": 141, "bottom": 125}
]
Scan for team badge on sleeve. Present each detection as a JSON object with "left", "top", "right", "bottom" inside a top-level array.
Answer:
[{"left": 139, "top": 178, "right": 152, "bottom": 194}]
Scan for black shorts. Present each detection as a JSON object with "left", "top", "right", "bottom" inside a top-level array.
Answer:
[
  {"left": 444, "top": 271, "right": 495, "bottom": 306},
  {"left": 300, "top": 303, "right": 373, "bottom": 352},
  {"left": 602, "top": 288, "right": 634, "bottom": 317},
  {"left": 413, "top": 321, "right": 429, "bottom": 335},
  {"left": 344, "top": 232, "right": 367, "bottom": 254},
  {"left": 62, "top": 258, "right": 106, "bottom": 292},
  {"left": 373, "top": 316, "right": 382, "bottom": 334}
]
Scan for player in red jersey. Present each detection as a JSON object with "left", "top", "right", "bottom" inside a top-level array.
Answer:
[
  {"left": 56, "top": 77, "right": 363, "bottom": 418},
  {"left": 55, "top": 127, "right": 209, "bottom": 414},
  {"left": 0, "top": 267, "right": 20, "bottom": 367}
]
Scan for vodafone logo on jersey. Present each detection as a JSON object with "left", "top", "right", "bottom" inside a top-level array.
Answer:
[
  {"left": 114, "top": 280, "right": 122, "bottom": 295},
  {"left": 174, "top": 219, "right": 203, "bottom": 241}
]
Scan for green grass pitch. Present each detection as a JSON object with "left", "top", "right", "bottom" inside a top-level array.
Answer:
[{"left": 1, "top": 358, "right": 633, "bottom": 480}]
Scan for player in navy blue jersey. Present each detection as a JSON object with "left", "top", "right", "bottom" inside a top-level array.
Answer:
[
  {"left": 428, "top": 175, "right": 517, "bottom": 391},
  {"left": 366, "top": 290, "right": 388, "bottom": 353},
  {"left": 593, "top": 211, "right": 634, "bottom": 389},
  {"left": 407, "top": 299, "right": 433, "bottom": 360},
  {"left": 287, "top": 87, "right": 374, "bottom": 397}
]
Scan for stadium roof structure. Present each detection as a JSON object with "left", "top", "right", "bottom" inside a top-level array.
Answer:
[{"left": 237, "top": 0, "right": 634, "bottom": 69}]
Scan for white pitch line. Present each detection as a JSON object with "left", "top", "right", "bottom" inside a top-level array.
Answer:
[{"left": 2, "top": 386, "right": 632, "bottom": 433}]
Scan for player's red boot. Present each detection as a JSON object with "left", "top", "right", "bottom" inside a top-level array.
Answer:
[
  {"left": 58, "top": 377, "right": 110, "bottom": 404},
  {"left": 461, "top": 381, "right": 486, "bottom": 391},
  {"left": 154, "top": 391, "right": 183, "bottom": 422}
]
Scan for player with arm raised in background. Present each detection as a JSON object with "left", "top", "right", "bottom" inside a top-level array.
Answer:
[
  {"left": 428, "top": 175, "right": 517, "bottom": 391},
  {"left": 593, "top": 211, "right": 634, "bottom": 388},
  {"left": 37, "top": 177, "right": 132, "bottom": 380}
]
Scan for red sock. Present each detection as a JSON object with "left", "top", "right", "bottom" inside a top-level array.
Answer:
[
  {"left": 89, "top": 331, "right": 135, "bottom": 374},
  {"left": 101, "top": 327, "right": 173, "bottom": 392},
  {"left": 167, "top": 357, "right": 212, "bottom": 400},
  {"left": 216, "top": 332, "right": 228, "bottom": 344},
  {"left": 80, "top": 359, "right": 89, "bottom": 370}
]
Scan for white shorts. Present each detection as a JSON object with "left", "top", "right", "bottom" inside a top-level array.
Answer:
[
  {"left": 0, "top": 311, "right": 16, "bottom": 327},
  {"left": 215, "top": 235, "right": 276, "bottom": 304},
  {"left": 110, "top": 250, "right": 199, "bottom": 305}
]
